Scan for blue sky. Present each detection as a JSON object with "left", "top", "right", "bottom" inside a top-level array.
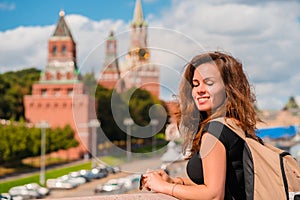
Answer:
[
  {"left": 1, "top": 0, "right": 300, "bottom": 110},
  {"left": 0, "top": 0, "right": 171, "bottom": 31}
]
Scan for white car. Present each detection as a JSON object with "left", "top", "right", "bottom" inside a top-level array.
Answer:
[
  {"left": 24, "top": 183, "right": 50, "bottom": 197},
  {"left": 58, "top": 175, "right": 86, "bottom": 186},
  {"left": 46, "top": 178, "right": 77, "bottom": 190},
  {"left": 94, "top": 179, "right": 126, "bottom": 194},
  {"left": 9, "top": 185, "right": 40, "bottom": 199}
]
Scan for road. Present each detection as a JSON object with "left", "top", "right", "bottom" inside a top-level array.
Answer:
[{"left": 45, "top": 156, "right": 187, "bottom": 199}]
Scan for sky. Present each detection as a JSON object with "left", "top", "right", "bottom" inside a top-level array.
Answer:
[{"left": 1, "top": 0, "right": 300, "bottom": 110}]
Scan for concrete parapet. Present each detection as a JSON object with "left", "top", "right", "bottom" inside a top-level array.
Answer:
[{"left": 53, "top": 193, "right": 177, "bottom": 200}]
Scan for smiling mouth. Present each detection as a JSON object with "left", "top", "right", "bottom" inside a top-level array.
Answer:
[{"left": 196, "top": 96, "right": 210, "bottom": 104}]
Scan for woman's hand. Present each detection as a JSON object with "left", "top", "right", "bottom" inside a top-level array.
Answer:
[
  {"left": 155, "top": 169, "right": 174, "bottom": 183},
  {"left": 142, "top": 170, "right": 170, "bottom": 193}
]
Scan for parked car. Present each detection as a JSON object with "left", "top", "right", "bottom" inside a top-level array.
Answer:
[
  {"left": 8, "top": 183, "right": 49, "bottom": 199},
  {"left": 0, "top": 193, "right": 13, "bottom": 200},
  {"left": 90, "top": 167, "right": 108, "bottom": 179},
  {"left": 24, "top": 183, "right": 50, "bottom": 197},
  {"left": 106, "top": 166, "right": 121, "bottom": 174},
  {"left": 69, "top": 171, "right": 92, "bottom": 182},
  {"left": 46, "top": 178, "right": 77, "bottom": 190},
  {"left": 117, "top": 177, "right": 133, "bottom": 191},
  {"left": 57, "top": 175, "right": 86, "bottom": 187},
  {"left": 78, "top": 170, "right": 95, "bottom": 181},
  {"left": 127, "top": 174, "right": 141, "bottom": 190},
  {"left": 94, "top": 179, "right": 126, "bottom": 194}
]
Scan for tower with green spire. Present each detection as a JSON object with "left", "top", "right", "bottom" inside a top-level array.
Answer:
[
  {"left": 24, "top": 11, "right": 95, "bottom": 160},
  {"left": 130, "top": 0, "right": 148, "bottom": 51},
  {"left": 99, "top": 30, "right": 124, "bottom": 92},
  {"left": 40, "top": 10, "right": 79, "bottom": 83},
  {"left": 120, "top": 0, "right": 159, "bottom": 98}
]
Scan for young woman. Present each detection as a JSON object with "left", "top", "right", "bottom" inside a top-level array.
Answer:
[{"left": 142, "top": 51, "right": 261, "bottom": 199}]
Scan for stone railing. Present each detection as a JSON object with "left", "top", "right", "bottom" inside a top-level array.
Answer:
[{"left": 54, "top": 193, "right": 178, "bottom": 200}]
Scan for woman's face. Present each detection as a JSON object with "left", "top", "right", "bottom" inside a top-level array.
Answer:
[{"left": 191, "top": 62, "right": 226, "bottom": 113}]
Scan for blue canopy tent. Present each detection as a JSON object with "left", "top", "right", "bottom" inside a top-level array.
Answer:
[{"left": 256, "top": 125, "right": 297, "bottom": 139}]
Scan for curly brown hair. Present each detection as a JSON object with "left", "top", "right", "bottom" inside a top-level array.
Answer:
[{"left": 177, "top": 51, "right": 261, "bottom": 158}]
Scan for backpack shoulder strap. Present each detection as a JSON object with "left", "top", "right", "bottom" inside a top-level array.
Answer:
[
  {"left": 211, "top": 117, "right": 255, "bottom": 200},
  {"left": 211, "top": 117, "right": 246, "bottom": 141}
]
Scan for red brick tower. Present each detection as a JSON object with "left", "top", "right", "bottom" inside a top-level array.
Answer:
[
  {"left": 24, "top": 11, "right": 95, "bottom": 159},
  {"left": 121, "top": 0, "right": 160, "bottom": 98},
  {"left": 98, "top": 31, "right": 123, "bottom": 92}
]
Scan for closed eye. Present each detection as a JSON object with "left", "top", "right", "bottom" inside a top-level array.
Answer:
[
  {"left": 204, "top": 79, "right": 214, "bottom": 86},
  {"left": 192, "top": 80, "right": 200, "bottom": 87}
]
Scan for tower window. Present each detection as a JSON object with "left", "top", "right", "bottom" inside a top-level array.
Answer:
[
  {"left": 68, "top": 88, "right": 73, "bottom": 96},
  {"left": 62, "top": 45, "right": 67, "bottom": 55},
  {"left": 54, "top": 88, "right": 60, "bottom": 96},
  {"left": 56, "top": 72, "right": 62, "bottom": 80},
  {"left": 52, "top": 46, "right": 57, "bottom": 55},
  {"left": 66, "top": 72, "right": 72, "bottom": 79},
  {"left": 45, "top": 72, "right": 52, "bottom": 80},
  {"left": 41, "top": 89, "right": 47, "bottom": 96}
]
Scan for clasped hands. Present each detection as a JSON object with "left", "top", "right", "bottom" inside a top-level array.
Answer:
[{"left": 139, "top": 169, "right": 174, "bottom": 193}]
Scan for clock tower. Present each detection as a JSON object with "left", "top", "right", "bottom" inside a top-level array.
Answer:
[
  {"left": 123, "top": 0, "right": 159, "bottom": 97},
  {"left": 129, "top": 0, "right": 149, "bottom": 61}
]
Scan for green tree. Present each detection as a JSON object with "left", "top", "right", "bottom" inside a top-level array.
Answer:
[
  {"left": 96, "top": 85, "right": 126, "bottom": 141},
  {"left": 0, "top": 68, "right": 40, "bottom": 120},
  {"left": 95, "top": 86, "right": 168, "bottom": 144},
  {"left": 0, "top": 122, "right": 78, "bottom": 164},
  {"left": 48, "top": 125, "right": 78, "bottom": 152}
]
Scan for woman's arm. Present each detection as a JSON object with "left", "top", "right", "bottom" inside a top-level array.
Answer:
[
  {"left": 143, "top": 133, "right": 227, "bottom": 200},
  {"left": 172, "top": 177, "right": 196, "bottom": 186}
]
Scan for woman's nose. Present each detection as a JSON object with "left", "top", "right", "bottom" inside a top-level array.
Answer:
[{"left": 195, "top": 83, "right": 206, "bottom": 93}]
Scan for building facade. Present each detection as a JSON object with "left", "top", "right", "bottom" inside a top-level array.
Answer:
[{"left": 24, "top": 11, "right": 95, "bottom": 159}]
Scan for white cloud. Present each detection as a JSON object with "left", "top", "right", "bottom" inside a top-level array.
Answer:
[
  {"left": 63, "top": 14, "right": 128, "bottom": 75},
  {"left": 147, "top": 0, "right": 300, "bottom": 110},
  {"left": 0, "top": 0, "right": 300, "bottom": 110},
  {"left": 0, "top": 26, "right": 52, "bottom": 72}
]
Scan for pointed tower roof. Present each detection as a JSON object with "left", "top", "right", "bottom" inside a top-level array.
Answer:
[
  {"left": 283, "top": 96, "right": 299, "bottom": 111},
  {"left": 40, "top": 10, "right": 78, "bottom": 83},
  {"left": 53, "top": 10, "right": 74, "bottom": 40},
  {"left": 132, "top": 0, "right": 146, "bottom": 26},
  {"left": 103, "top": 31, "right": 119, "bottom": 73}
]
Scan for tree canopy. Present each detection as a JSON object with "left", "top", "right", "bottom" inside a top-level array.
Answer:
[
  {"left": 0, "top": 122, "right": 78, "bottom": 164},
  {"left": 0, "top": 68, "right": 40, "bottom": 120}
]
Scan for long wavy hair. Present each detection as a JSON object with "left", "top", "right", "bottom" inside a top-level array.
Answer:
[{"left": 178, "top": 51, "right": 261, "bottom": 158}]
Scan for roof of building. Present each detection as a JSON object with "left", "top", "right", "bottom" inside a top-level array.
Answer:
[
  {"left": 132, "top": 0, "right": 147, "bottom": 27},
  {"left": 52, "top": 10, "right": 74, "bottom": 40}
]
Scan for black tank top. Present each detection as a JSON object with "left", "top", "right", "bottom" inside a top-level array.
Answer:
[{"left": 186, "top": 121, "right": 246, "bottom": 200}]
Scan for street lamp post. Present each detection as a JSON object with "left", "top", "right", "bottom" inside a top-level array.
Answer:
[
  {"left": 88, "top": 119, "right": 100, "bottom": 168},
  {"left": 150, "top": 119, "right": 159, "bottom": 153},
  {"left": 37, "top": 121, "right": 49, "bottom": 186},
  {"left": 123, "top": 118, "right": 134, "bottom": 162}
]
